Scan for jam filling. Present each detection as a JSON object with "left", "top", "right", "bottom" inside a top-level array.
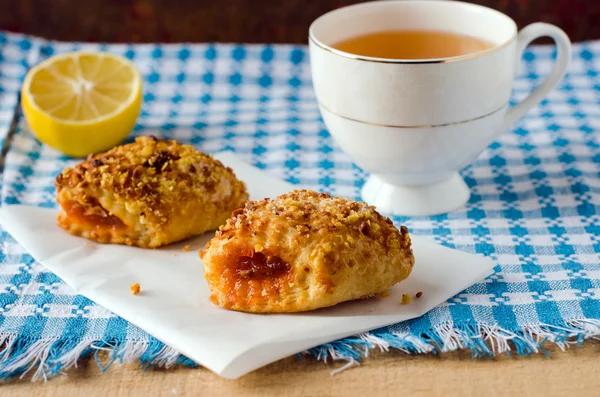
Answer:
[
  {"left": 62, "top": 199, "right": 126, "bottom": 230},
  {"left": 235, "top": 252, "right": 290, "bottom": 280}
]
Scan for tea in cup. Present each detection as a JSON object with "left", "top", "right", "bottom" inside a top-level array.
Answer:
[{"left": 309, "top": 0, "right": 571, "bottom": 216}]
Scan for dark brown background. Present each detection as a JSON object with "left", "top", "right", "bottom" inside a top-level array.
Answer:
[{"left": 0, "top": 0, "right": 598, "bottom": 43}]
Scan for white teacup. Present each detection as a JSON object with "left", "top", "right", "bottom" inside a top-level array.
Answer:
[{"left": 309, "top": 0, "right": 571, "bottom": 216}]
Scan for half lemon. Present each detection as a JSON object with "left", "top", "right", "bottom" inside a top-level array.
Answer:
[{"left": 21, "top": 51, "right": 142, "bottom": 157}]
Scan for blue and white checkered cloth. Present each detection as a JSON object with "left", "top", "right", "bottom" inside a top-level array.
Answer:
[{"left": 0, "top": 31, "right": 599, "bottom": 379}]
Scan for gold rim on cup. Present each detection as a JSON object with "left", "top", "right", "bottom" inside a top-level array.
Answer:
[{"left": 318, "top": 101, "right": 510, "bottom": 128}]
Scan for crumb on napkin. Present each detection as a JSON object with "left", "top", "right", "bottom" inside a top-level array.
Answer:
[
  {"left": 401, "top": 294, "right": 412, "bottom": 304},
  {"left": 416, "top": 291, "right": 423, "bottom": 298},
  {"left": 379, "top": 290, "right": 390, "bottom": 298},
  {"left": 183, "top": 245, "right": 191, "bottom": 252},
  {"left": 130, "top": 283, "right": 141, "bottom": 295},
  {"left": 172, "top": 253, "right": 178, "bottom": 257}
]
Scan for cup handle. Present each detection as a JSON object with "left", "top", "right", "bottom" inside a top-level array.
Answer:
[{"left": 501, "top": 23, "right": 572, "bottom": 131}]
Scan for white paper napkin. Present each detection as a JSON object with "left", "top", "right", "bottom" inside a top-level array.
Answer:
[{"left": 0, "top": 152, "right": 495, "bottom": 378}]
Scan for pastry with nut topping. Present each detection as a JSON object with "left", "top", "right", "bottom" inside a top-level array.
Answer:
[
  {"left": 201, "top": 190, "right": 414, "bottom": 313},
  {"left": 55, "top": 136, "right": 248, "bottom": 248}
]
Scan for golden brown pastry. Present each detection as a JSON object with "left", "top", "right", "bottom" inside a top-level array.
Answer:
[
  {"left": 201, "top": 190, "right": 414, "bottom": 313},
  {"left": 55, "top": 136, "right": 248, "bottom": 248}
]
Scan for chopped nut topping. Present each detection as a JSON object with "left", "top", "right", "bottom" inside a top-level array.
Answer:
[
  {"left": 130, "top": 283, "right": 141, "bottom": 295},
  {"left": 401, "top": 294, "right": 412, "bottom": 304},
  {"left": 54, "top": 136, "right": 246, "bottom": 227},
  {"left": 213, "top": 190, "right": 410, "bottom": 254}
]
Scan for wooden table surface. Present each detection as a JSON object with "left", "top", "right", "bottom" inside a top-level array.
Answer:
[{"left": 2, "top": 340, "right": 599, "bottom": 397}]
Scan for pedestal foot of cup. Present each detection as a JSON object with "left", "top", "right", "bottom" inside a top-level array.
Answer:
[{"left": 360, "top": 173, "right": 470, "bottom": 216}]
